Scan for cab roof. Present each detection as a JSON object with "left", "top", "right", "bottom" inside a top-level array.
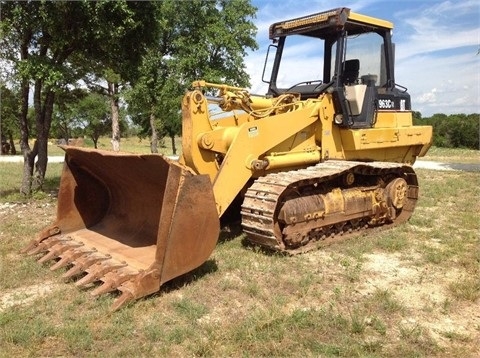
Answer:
[{"left": 269, "top": 7, "right": 393, "bottom": 39}]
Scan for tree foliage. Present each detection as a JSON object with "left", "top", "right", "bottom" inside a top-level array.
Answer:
[
  {"left": 414, "top": 113, "right": 479, "bottom": 149},
  {"left": 51, "top": 90, "right": 112, "bottom": 149},
  {"left": 75, "top": 1, "right": 158, "bottom": 152},
  {"left": 72, "top": 93, "right": 112, "bottom": 149},
  {"left": 0, "top": 0, "right": 158, "bottom": 194},
  {"left": 128, "top": 0, "right": 258, "bottom": 153},
  {"left": 51, "top": 88, "right": 88, "bottom": 143}
]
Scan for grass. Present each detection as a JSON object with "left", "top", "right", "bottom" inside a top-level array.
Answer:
[
  {"left": 0, "top": 146, "right": 479, "bottom": 357},
  {"left": 423, "top": 146, "right": 480, "bottom": 164},
  {"left": 43, "top": 136, "right": 182, "bottom": 156}
]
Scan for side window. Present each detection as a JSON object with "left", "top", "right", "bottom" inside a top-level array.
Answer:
[{"left": 345, "top": 32, "right": 385, "bottom": 86}]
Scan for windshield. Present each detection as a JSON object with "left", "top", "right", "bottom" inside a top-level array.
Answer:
[
  {"left": 276, "top": 35, "right": 333, "bottom": 89},
  {"left": 344, "top": 32, "right": 386, "bottom": 86}
]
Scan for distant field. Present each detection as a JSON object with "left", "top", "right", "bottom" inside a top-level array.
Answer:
[
  {"left": 424, "top": 146, "right": 480, "bottom": 164},
  {"left": 44, "top": 136, "right": 182, "bottom": 157},
  {"left": 0, "top": 148, "right": 479, "bottom": 357}
]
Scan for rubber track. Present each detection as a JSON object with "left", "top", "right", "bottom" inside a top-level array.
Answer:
[{"left": 241, "top": 160, "right": 418, "bottom": 254}]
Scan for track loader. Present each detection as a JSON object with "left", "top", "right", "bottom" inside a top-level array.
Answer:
[{"left": 23, "top": 8, "right": 432, "bottom": 310}]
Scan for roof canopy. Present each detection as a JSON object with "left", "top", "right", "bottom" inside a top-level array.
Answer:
[{"left": 269, "top": 7, "right": 393, "bottom": 39}]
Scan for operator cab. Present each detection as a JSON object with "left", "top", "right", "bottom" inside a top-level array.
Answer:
[{"left": 263, "top": 7, "right": 411, "bottom": 129}]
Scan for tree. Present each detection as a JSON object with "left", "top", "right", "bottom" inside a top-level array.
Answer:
[
  {"left": 447, "top": 114, "right": 479, "bottom": 149},
  {"left": 128, "top": 0, "right": 258, "bottom": 153},
  {"left": 51, "top": 88, "right": 87, "bottom": 143},
  {"left": 412, "top": 111, "right": 422, "bottom": 124},
  {"left": 422, "top": 113, "right": 479, "bottom": 149},
  {"left": 1, "top": 1, "right": 91, "bottom": 193},
  {"left": 72, "top": 92, "right": 111, "bottom": 149},
  {"left": 78, "top": 1, "right": 158, "bottom": 152},
  {"left": 0, "top": 1, "right": 157, "bottom": 194},
  {"left": 0, "top": 84, "right": 19, "bottom": 154}
]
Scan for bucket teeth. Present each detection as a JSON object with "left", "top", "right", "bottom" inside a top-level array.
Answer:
[
  {"left": 20, "top": 226, "right": 61, "bottom": 254},
  {"left": 38, "top": 241, "right": 84, "bottom": 264},
  {"left": 62, "top": 252, "right": 110, "bottom": 280},
  {"left": 27, "top": 236, "right": 69, "bottom": 256},
  {"left": 49, "top": 247, "right": 95, "bottom": 271},
  {"left": 90, "top": 267, "right": 138, "bottom": 296},
  {"left": 75, "top": 260, "right": 128, "bottom": 288}
]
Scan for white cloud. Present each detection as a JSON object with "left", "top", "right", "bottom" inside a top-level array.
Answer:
[
  {"left": 417, "top": 88, "right": 437, "bottom": 104},
  {"left": 397, "top": 50, "right": 480, "bottom": 115},
  {"left": 393, "top": 1, "right": 479, "bottom": 59}
]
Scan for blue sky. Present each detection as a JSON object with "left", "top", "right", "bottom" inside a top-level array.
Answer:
[{"left": 244, "top": 0, "right": 480, "bottom": 117}]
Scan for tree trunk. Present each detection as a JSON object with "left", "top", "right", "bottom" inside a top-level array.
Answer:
[
  {"left": 108, "top": 81, "right": 121, "bottom": 152},
  {"left": 32, "top": 133, "right": 48, "bottom": 192},
  {"left": 8, "top": 133, "right": 17, "bottom": 155},
  {"left": 21, "top": 147, "right": 36, "bottom": 196},
  {"left": 19, "top": 77, "right": 32, "bottom": 195},
  {"left": 149, "top": 110, "right": 158, "bottom": 153},
  {"left": 171, "top": 134, "right": 176, "bottom": 155},
  {"left": 18, "top": 23, "right": 33, "bottom": 194},
  {"left": 30, "top": 80, "right": 55, "bottom": 192}
]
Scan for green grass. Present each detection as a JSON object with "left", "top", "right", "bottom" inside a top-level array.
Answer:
[
  {"left": 0, "top": 148, "right": 479, "bottom": 357},
  {"left": 42, "top": 135, "right": 182, "bottom": 156}
]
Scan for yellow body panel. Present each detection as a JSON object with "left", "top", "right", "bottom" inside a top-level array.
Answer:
[
  {"left": 348, "top": 11, "right": 393, "bottom": 29},
  {"left": 179, "top": 87, "right": 432, "bottom": 217}
]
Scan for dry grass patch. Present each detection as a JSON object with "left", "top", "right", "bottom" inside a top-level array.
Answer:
[{"left": 424, "top": 147, "right": 480, "bottom": 164}]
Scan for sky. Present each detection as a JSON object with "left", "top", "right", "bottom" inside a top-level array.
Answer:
[{"left": 244, "top": 0, "right": 480, "bottom": 117}]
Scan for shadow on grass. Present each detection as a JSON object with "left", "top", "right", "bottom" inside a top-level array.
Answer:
[
  {"left": 218, "top": 214, "right": 286, "bottom": 257},
  {"left": 43, "top": 175, "right": 61, "bottom": 193},
  {"left": 218, "top": 220, "right": 243, "bottom": 243},
  {"left": 0, "top": 178, "right": 60, "bottom": 202},
  {"left": 131, "top": 259, "right": 219, "bottom": 305},
  {"left": 163, "top": 259, "right": 219, "bottom": 291},
  {"left": 0, "top": 188, "right": 24, "bottom": 200}
]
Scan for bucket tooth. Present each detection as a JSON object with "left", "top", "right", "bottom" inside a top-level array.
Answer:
[
  {"left": 37, "top": 250, "right": 60, "bottom": 264},
  {"left": 75, "top": 260, "right": 128, "bottom": 288},
  {"left": 38, "top": 241, "right": 83, "bottom": 264},
  {"left": 27, "top": 243, "right": 49, "bottom": 256},
  {"left": 90, "top": 268, "right": 138, "bottom": 297},
  {"left": 109, "top": 269, "right": 162, "bottom": 311},
  {"left": 20, "top": 226, "right": 61, "bottom": 254},
  {"left": 21, "top": 240, "right": 38, "bottom": 255},
  {"left": 27, "top": 236, "right": 65, "bottom": 255},
  {"left": 50, "top": 247, "right": 95, "bottom": 271},
  {"left": 111, "top": 290, "right": 135, "bottom": 311},
  {"left": 62, "top": 252, "right": 110, "bottom": 280},
  {"left": 28, "top": 236, "right": 73, "bottom": 256}
]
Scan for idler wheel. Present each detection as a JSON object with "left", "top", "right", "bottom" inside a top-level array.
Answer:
[{"left": 386, "top": 178, "right": 408, "bottom": 209}]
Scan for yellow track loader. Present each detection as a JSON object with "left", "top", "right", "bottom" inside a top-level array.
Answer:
[{"left": 23, "top": 7, "right": 432, "bottom": 310}]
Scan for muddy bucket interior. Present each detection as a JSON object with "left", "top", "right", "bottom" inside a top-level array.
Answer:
[{"left": 25, "top": 146, "right": 220, "bottom": 309}]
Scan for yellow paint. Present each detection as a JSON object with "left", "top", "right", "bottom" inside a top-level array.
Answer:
[
  {"left": 180, "top": 83, "right": 431, "bottom": 218},
  {"left": 348, "top": 11, "right": 393, "bottom": 29}
]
